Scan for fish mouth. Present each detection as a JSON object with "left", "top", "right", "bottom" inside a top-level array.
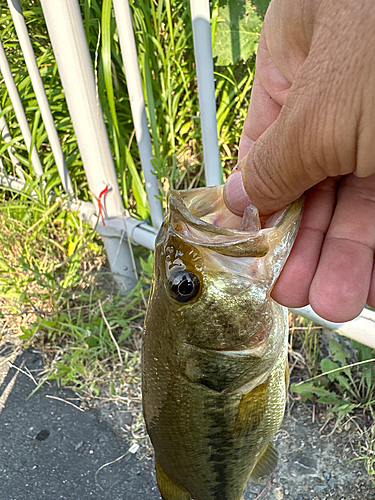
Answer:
[{"left": 167, "top": 185, "right": 303, "bottom": 258}]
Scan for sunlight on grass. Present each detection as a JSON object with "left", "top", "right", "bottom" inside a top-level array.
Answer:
[
  {"left": 0, "top": 0, "right": 262, "bottom": 392},
  {"left": 0, "top": 184, "right": 152, "bottom": 395}
]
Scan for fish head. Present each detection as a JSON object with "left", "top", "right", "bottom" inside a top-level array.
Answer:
[{"left": 149, "top": 185, "right": 303, "bottom": 352}]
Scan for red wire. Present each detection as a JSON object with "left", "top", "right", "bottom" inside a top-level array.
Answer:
[{"left": 98, "top": 186, "right": 109, "bottom": 226}]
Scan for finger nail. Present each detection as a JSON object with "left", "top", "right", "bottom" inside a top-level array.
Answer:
[{"left": 223, "top": 169, "right": 251, "bottom": 216}]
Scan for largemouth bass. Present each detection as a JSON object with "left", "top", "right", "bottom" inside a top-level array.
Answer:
[{"left": 142, "top": 185, "right": 303, "bottom": 500}]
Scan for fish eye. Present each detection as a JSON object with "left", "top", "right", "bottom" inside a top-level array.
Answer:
[{"left": 168, "top": 271, "right": 200, "bottom": 303}]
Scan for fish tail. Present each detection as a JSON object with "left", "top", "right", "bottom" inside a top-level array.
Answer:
[{"left": 155, "top": 458, "right": 192, "bottom": 500}]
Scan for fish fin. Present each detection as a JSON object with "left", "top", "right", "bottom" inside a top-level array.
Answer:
[
  {"left": 250, "top": 441, "right": 279, "bottom": 483},
  {"left": 155, "top": 459, "right": 191, "bottom": 500},
  {"left": 234, "top": 378, "right": 270, "bottom": 437}
]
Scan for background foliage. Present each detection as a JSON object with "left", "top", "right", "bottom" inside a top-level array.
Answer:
[
  {"left": 0, "top": 0, "right": 265, "bottom": 216},
  {"left": 0, "top": 0, "right": 267, "bottom": 391}
]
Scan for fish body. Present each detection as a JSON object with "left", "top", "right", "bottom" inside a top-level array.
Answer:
[{"left": 142, "top": 185, "right": 303, "bottom": 500}]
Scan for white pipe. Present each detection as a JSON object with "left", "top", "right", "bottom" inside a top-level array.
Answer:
[
  {"left": 112, "top": 0, "right": 163, "bottom": 229},
  {"left": 7, "top": 0, "right": 74, "bottom": 194},
  {"left": 190, "top": 0, "right": 222, "bottom": 187},
  {"left": 0, "top": 38, "right": 43, "bottom": 176},
  {"left": 40, "top": 0, "right": 137, "bottom": 289},
  {"left": 96, "top": 216, "right": 158, "bottom": 250},
  {"left": 0, "top": 172, "right": 26, "bottom": 191},
  {"left": 0, "top": 107, "right": 25, "bottom": 181},
  {"left": 290, "top": 305, "right": 375, "bottom": 349}
]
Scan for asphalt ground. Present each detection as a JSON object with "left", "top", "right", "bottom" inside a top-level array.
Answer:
[
  {"left": 0, "top": 345, "right": 160, "bottom": 500},
  {"left": 1, "top": 337, "right": 375, "bottom": 500}
]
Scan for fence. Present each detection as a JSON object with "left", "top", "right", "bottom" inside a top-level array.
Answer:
[{"left": 1, "top": 0, "right": 375, "bottom": 348}]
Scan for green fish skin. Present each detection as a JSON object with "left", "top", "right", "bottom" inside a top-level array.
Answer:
[{"left": 142, "top": 185, "right": 304, "bottom": 500}]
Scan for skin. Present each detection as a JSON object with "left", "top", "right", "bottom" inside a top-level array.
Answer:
[{"left": 223, "top": 0, "right": 375, "bottom": 323}]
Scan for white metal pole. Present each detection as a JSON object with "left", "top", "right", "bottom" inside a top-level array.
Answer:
[
  {"left": 40, "top": 0, "right": 137, "bottom": 289},
  {"left": 112, "top": 0, "right": 163, "bottom": 229},
  {"left": 0, "top": 38, "right": 43, "bottom": 176},
  {"left": 97, "top": 216, "right": 158, "bottom": 251},
  {"left": 290, "top": 305, "right": 375, "bottom": 349},
  {"left": 7, "top": 0, "right": 74, "bottom": 194},
  {"left": 0, "top": 106, "right": 25, "bottom": 181},
  {"left": 190, "top": 0, "right": 222, "bottom": 187}
]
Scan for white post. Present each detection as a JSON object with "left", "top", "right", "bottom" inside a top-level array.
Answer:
[
  {"left": 0, "top": 38, "right": 43, "bottom": 176},
  {"left": 7, "top": 0, "right": 74, "bottom": 194},
  {"left": 190, "top": 0, "right": 222, "bottom": 186},
  {"left": 39, "top": 0, "right": 137, "bottom": 289},
  {"left": 290, "top": 305, "right": 375, "bottom": 349},
  {"left": 112, "top": 0, "right": 164, "bottom": 229},
  {"left": 0, "top": 106, "right": 25, "bottom": 181}
]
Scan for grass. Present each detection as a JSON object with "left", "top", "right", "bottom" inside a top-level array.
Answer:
[
  {"left": 1, "top": 199, "right": 157, "bottom": 407},
  {"left": 288, "top": 313, "right": 375, "bottom": 479},
  {"left": 0, "top": 0, "right": 262, "bottom": 393},
  {"left": 289, "top": 315, "right": 375, "bottom": 417},
  {"left": 0, "top": 183, "right": 151, "bottom": 394}
]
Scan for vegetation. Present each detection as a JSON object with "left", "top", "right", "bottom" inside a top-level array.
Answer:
[
  {"left": 0, "top": 0, "right": 262, "bottom": 390},
  {"left": 288, "top": 315, "right": 375, "bottom": 478},
  {"left": 0, "top": 0, "right": 375, "bottom": 479}
]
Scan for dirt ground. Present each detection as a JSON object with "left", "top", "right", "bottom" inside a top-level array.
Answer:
[
  {"left": 95, "top": 387, "right": 375, "bottom": 500},
  {"left": 1, "top": 335, "right": 374, "bottom": 500}
]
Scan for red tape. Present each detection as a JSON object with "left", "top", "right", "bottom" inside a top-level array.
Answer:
[{"left": 98, "top": 186, "right": 110, "bottom": 226}]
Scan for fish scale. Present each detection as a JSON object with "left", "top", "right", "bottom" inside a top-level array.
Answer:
[{"left": 142, "top": 185, "right": 304, "bottom": 500}]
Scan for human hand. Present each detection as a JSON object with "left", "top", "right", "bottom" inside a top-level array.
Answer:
[{"left": 223, "top": 0, "right": 375, "bottom": 322}]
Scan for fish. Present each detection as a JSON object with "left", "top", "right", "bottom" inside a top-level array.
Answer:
[{"left": 142, "top": 184, "right": 304, "bottom": 500}]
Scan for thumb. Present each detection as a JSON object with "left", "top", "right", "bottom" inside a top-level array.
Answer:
[
  {"left": 223, "top": 111, "right": 327, "bottom": 216},
  {"left": 223, "top": 111, "right": 322, "bottom": 216},
  {"left": 223, "top": 2, "right": 368, "bottom": 216},
  {"left": 223, "top": 71, "right": 359, "bottom": 216}
]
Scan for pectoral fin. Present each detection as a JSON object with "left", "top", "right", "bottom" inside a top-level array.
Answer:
[
  {"left": 234, "top": 378, "right": 270, "bottom": 437},
  {"left": 250, "top": 441, "right": 279, "bottom": 483},
  {"left": 155, "top": 459, "right": 191, "bottom": 500}
]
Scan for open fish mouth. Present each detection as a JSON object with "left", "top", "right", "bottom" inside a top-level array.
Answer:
[
  {"left": 166, "top": 185, "right": 304, "bottom": 259},
  {"left": 154, "top": 184, "right": 304, "bottom": 351}
]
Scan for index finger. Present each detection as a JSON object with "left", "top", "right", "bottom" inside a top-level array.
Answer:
[{"left": 238, "top": 74, "right": 281, "bottom": 160}]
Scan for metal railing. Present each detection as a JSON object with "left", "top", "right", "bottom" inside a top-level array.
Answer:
[{"left": 1, "top": 0, "right": 375, "bottom": 348}]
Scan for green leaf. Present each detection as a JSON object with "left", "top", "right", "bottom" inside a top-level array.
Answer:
[
  {"left": 118, "top": 328, "right": 132, "bottom": 343},
  {"left": 321, "top": 358, "right": 353, "bottom": 395},
  {"left": 251, "top": 0, "right": 271, "bottom": 20},
  {"left": 213, "top": 0, "right": 262, "bottom": 66},
  {"left": 334, "top": 402, "right": 357, "bottom": 415},
  {"left": 291, "top": 381, "right": 332, "bottom": 402},
  {"left": 101, "top": 0, "right": 120, "bottom": 137},
  {"left": 179, "top": 121, "right": 192, "bottom": 136},
  {"left": 316, "top": 393, "right": 344, "bottom": 405},
  {"left": 354, "top": 340, "right": 375, "bottom": 362},
  {"left": 329, "top": 339, "right": 348, "bottom": 367},
  {"left": 140, "top": 253, "right": 154, "bottom": 276},
  {"left": 86, "top": 335, "right": 99, "bottom": 348},
  {"left": 321, "top": 358, "right": 340, "bottom": 382},
  {"left": 124, "top": 146, "right": 150, "bottom": 220}
]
